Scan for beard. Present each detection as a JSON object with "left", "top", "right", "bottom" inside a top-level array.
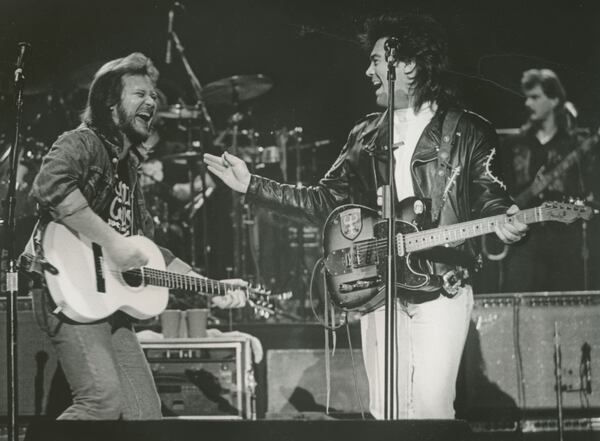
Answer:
[{"left": 116, "top": 103, "right": 150, "bottom": 145}]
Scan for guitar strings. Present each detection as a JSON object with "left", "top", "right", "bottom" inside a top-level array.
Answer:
[
  {"left": 349, "top": 206, "right": 547, "bottom": 257},
  {"left": 103, "top": 267, "right": 238, "bottom": 293}
]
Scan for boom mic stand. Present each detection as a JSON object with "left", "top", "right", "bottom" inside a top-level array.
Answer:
[
  {"left": 3, "top": 42, "right": 30, "bottom": 441},
  {"left": 383, "top": 38, "right": 399, "bottom": 420},
  {"left": 168, "top": 25, "right": 214, "bottom": 271}
]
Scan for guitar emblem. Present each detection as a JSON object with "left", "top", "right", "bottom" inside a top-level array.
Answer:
[{"left": 339, "top": 207, "right": 362, "bottom": 240}]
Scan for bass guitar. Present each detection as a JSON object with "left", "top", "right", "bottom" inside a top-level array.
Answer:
[
  {"left": 516, "top": 131, "right": 598, "bottom": 207},
  {"left": 323, "top": 198, "right": 594, "bottom": 313},
  {"left": 31, "top": 221, "right": 280, "bottom": 323}
]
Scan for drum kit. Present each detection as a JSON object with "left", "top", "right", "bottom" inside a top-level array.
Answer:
[{"left": 0, "top": 61, "right": 329, "bottom": 312}]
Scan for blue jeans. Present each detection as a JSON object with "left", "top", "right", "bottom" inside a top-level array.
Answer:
[
  {"left": 33, "top": 289, "right": 162, "bottom": 420},
  {"left": 360, "top": 286, "right": 473, "bottom": 419}
]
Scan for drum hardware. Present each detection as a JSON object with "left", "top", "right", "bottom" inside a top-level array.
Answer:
[
  {"left": 163, "top": 11, "right": 236, "bottom": 271},
  {"left": 157, "top": 104, "right": 203, "bottom": 120},
  {"left": 202, "top": 74, "right": 273, "bottom": 107}
]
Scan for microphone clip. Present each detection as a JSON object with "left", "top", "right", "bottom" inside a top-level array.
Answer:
[{"left": 384, "top": 37, "right": 400, "bottom": 65}]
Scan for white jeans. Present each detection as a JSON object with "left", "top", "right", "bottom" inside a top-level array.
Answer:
[{"left": 360, "top": 286, "right": 473, "bottom": 419}]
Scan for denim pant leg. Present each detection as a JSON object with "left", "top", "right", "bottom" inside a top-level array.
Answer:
[
  {"left": 110, "top": 321, "right": 162, "bottom": 420},
  {"left": 32, "top": 290, "right": 161, "bottom": 420},
  {"left": 360, "top": 287, "right": 473, "bottom": 419}
]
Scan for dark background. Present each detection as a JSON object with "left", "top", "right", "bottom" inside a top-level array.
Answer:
[
  {"left": 1, "top": 0, "right": 599, "bottom": 282},
  {"left": 2, "top": 0, "right": 599, "bottom": 146}
]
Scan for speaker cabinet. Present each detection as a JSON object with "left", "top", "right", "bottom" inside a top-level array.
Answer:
[
  {"left": 458, "top": 295, "right": 521, "bottom": 419},
  {"left": 459, "top": 291, "right": 600, "bottom": 419},
  {"left": 519, "top": 293, "right": 600, "bottom": 410},
  {"left": 266, "top": 349, "right": 369, "bottom": 416},
  {"left": 0, "top": 297, "right": 58, "bottom": 416}
]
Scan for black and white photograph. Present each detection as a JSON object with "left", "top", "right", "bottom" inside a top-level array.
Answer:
[{"left": 1, "top": 1, "right": 600, "bottom": 440}]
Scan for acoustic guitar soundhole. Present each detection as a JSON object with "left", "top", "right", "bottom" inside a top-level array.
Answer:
[{"left": 122, "top": 270, "right": 143, "bottom": 288}]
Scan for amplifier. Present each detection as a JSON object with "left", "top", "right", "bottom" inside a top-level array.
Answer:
[
  {"left": 141, "top": 338, "right": 255, "bottom": 419},
  {"left": 459, "top": 291, "right": 600, "bottom": 419},
  {"left": 0, "top": 296, "right": 58, "bottom": 416}
]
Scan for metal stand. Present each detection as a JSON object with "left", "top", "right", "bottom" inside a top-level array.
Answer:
[
  {"left": 228, "top": 112, "right": 249, "bottom": 278},
  {"left": 383, "top": 38, "right": 399, "bottom": 420},
  {"left": 554, "top": 322, "right": 565, "bottom": 441},
  {"left": 3, "top": 42, "right": 30, "bottom": 441},
  {"left": 168, "top": 27, "right": 214, "bottom": 270}
]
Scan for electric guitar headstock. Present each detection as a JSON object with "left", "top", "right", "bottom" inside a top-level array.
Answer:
[{"left": 539, "top": 200, "right": 596, "bottom": 224}]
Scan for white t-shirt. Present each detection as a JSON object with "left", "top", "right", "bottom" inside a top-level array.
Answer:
[{"left": 392, "top": 104, "right": 435, "bottom": 202}]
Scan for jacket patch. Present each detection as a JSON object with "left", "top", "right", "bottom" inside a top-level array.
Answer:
[{"left": 484, "top": 148, "right": 507, "bottom": 190}]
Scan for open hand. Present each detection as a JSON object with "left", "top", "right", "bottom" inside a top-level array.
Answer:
[{"left": 204, "top": 152, "right": 251, "bottom": 194}]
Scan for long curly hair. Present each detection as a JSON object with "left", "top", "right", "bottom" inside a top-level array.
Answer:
[
  {"left": 82, "top": 52, "right": 159, "bottom": 141},
  {"left": 360, "top": 13, "right": 456, "bottom": 111}
]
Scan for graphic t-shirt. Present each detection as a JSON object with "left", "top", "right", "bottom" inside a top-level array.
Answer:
[{"left": 106, "top": 158, "right": 133, "bottom": 236}]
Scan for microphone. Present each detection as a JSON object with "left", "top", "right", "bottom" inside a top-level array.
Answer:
[
  {"left": 384, "top": 37, "right": 400, "bottom": 64},
  {"left": 165, "top": 8, "right": 174, "bottom": 64},
  {"left": 14, "top": 42, "right": 30, "bottom": 83}
]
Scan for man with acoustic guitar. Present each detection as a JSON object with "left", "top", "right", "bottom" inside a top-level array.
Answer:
[
  {"left": 205, "top": 13, "right": 528, "bottom": 419},
  {"left": 23, "top": 53, "right": 246, "bottom": 420}
]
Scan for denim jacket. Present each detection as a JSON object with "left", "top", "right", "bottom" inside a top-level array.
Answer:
[{"left": 26, "top": 123, "right": 176, "bottom": 270}]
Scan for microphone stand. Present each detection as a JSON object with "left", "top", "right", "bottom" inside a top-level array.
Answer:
[
  {"left": 383, "top": 44, "right": 398, "bottom": 420},
  {"left": 554, "top": 322, "right": 565, "bottom": 441},
  {"left": 3, "top": 42, "right": 30, "bottom": 441},
  {"left": 169, "top": 28, "right": 213, "bottom": 271}
]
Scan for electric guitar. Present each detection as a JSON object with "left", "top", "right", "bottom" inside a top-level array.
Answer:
[
  {"left": 323, "top": 198, "right": 594, "bottom": 313},
  {"left": 31, "top": 221, "right": 282, "bottom": 323},
  {"left": 515, "top": 131, "right": 599, "bottom": 207}
]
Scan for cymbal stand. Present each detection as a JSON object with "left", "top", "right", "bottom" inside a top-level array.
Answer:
[
  {"left": 228, "top": 111, "right": 248, "bottom": 279},
  {"left": 289, "top": 128, "right": 312, "bottom": 318},
  {"left": 169, "top": 29, "right": 215, "bottom": 137},
  {"left": 169, "top": 26, "right": 215, "bottom": 270},
  {"left": 182, "top": 121, "right": 210, "bottom": 270},
  {"left": 3, "top": 42, "right": 30, "bottom": 441},
  {"left": 245, "top": 127, "right": 261, "bottom": 283}
]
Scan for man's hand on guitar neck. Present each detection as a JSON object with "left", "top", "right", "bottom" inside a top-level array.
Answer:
[
  {"left": 185, "top": 270, "right": 247, "bottom": 309},
  {"left": 213, "top": 279, "right": 247, "bottom": 309},
  {"left": 494, "top": 204, "right": 529, "bottom": 244}
]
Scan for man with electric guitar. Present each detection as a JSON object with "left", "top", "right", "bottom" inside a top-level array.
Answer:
[
  {"left": 21, "top": 53, "right": 248, "bottom": 420},
  {"left": 204, "top": 13, "right": 540, "bottom": 419},
  {"left": 501, "top": 69, "right": 597, "bottom": 292}
]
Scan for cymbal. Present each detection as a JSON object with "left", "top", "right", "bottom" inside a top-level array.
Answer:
[
  {"left": 159, "top": 151, "right": 204, "bottom": 164},
  {"left": 157, "top": 104, "right": 202, "bottom": 120},
  {"left": 202, "top": 74, "right": 272, "bottom": 106}
]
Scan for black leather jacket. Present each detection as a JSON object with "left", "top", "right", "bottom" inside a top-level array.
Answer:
[{"left": 246, "top": 108, "right": 513, "bottom": 273}]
